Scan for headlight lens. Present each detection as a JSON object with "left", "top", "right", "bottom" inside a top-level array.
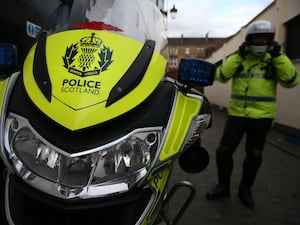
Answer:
[{"left": 4, "top": 113, "right": 162, "bottom": 199}]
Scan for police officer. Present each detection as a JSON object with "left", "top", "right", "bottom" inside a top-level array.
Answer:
[{"left": 206, "top": 20, "right": 300, "bottom": 208}]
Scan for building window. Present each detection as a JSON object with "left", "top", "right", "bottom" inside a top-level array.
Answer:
[
  {"left": 197, "top": 47, "right": 205, "bottom": 57},
  {"left": 169, "top": 58, "right": 178, "bottom": 68},
  {"left": 185, "top": 47, "right": 190, "bottom": 55},
  {"left": 169, "top": 47, "right": 178, "bottom": 56},
  {"left": 286, "top": 15, "right": 300, "bottom": 60}
]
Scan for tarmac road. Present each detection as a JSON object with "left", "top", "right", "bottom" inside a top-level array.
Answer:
[{"left": 164, "top": 106, "right": 300, "bottom": 225}]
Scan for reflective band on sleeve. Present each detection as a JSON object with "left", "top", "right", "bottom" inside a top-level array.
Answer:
[
  {"left": 219, "top": 69, "right": 230, "bottom": 81},
  {"left": 231, "top": 94, "right": 276, "bottom": 102},
  {"left": 234, "top": 73, "right": 266, "bottom": 79},
  {"left": 280, "top": 70, "right": 298, "bottom": 85}
]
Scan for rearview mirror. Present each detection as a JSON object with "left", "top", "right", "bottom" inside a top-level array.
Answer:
[
  {"left": 0, "top": 42, "right": 18, "bottom": 71},
  {"left": 178, "top": 58, "right": 215, "bottom": 87}
]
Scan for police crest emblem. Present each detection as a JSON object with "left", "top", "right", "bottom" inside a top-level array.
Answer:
[{"left": 63, "top": 33, "right": 113, "bottom": 77}]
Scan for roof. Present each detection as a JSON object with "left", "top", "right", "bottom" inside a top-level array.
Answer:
[{"left": 167, "top": 37, "right": 230, "bottom": 46}]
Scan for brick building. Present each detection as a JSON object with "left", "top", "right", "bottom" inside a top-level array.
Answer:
[{"left": 165, "top": 35, "right": 229, "bottom": 79}]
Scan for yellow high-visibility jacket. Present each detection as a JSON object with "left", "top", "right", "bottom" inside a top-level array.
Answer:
[{"left": 215, "top": 53, "right": 300, "bottom": 119}]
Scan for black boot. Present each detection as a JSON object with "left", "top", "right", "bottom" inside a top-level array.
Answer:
[
  {"left": 206, "top": 184, "right": 230, "bottom": 200},
  {"left": 238, "top": 187, "right": 254, "bottom": 208}
]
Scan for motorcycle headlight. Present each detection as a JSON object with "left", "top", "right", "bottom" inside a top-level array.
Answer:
[{"left": 3, "top": 113, "right": 162, "bottom": 199}]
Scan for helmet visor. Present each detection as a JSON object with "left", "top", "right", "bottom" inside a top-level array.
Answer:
[{"left": 248, "top": 33, "right": 274, "bottom": 46}]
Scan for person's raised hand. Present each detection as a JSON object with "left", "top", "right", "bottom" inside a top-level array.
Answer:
[
  {"left": 268, "top": 41, "right": 281, "bottom": 58},
  {"left": 238, "top": 42, "right": 248, "bottom": 59}
]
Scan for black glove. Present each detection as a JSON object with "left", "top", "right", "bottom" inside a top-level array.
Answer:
[
  {"left": 268, "top": 41, "right": 281, "bottom": 58},
  {"left": 238, "top": 42, "right": 248, "bottom": 59}
]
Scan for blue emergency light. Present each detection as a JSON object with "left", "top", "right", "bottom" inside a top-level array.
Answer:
[
  {"left": 0, "top": 43, "right": 17, "bottom": 70},
  {"left": 178, "top": 58, "right": 215, "bottom": 87}
]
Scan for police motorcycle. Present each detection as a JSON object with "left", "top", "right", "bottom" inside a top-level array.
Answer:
[{"left": 0, "top": 0, "right": 215, "bottom": 224}]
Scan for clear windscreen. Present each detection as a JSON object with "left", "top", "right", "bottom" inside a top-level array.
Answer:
[
  {"left": 47, "top": 0, "right": 168, "bottom": 53},
  {"left": 85, "top": 0, "right": 167, "bottom": 52}
]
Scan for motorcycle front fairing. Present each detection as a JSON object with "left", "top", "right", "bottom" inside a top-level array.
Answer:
[
  {"left": 0, "top": 1, "right": 212, "bottom": 225},
  {"left": 1, "top": 78, "right": 210, "bottom": 225},
  {"left": 2, "top": 77, "right": 178, "bottom": 225},
  {"left": 22, "top": 29, "right": 166, "bottom": 130}
]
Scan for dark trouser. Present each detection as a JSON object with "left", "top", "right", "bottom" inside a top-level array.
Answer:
[{"left": 216, "top": 116, "right": 273, "bottom": 189}]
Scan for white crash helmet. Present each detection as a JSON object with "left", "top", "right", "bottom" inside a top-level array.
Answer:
[{"left": 245, "top": 20, "right": 275, "bottom": 57}]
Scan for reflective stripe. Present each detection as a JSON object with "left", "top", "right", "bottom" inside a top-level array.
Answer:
[
  {"left": 219, "top": 69, "right": 230, "bottom": 81},
  {"left": 231, "top": 94, "right": 276, "bottom": 102},
  {"left": 280, "top": 70, "right": 298, "bottom": 85},
  {"left": 234, "top": 73, "right": 266, "bottom": 79}
]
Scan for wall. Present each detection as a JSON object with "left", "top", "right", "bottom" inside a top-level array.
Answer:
[{"left": 206, "top": 0, "right": 300, "bottom": 130}]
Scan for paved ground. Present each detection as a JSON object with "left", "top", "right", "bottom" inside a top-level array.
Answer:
[{"left": 163, "top": 106, "right": 300, "bottom": 225}]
